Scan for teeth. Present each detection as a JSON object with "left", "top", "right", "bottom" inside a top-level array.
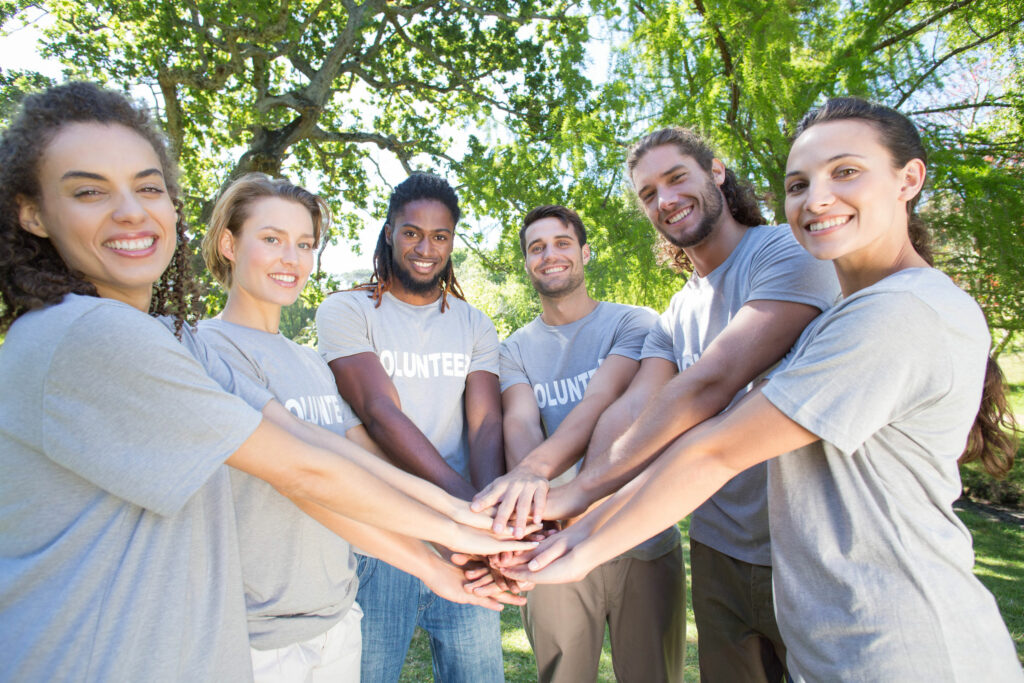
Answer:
[
  {"left": 666, "top": 207, "right": 693, "bottom": 224},
  {"left": 105, "top": 236, "right": 155, "bottom": 251},
  {"left": 807, "top": 217, "right": 849, "bottom": 232},
  {"left": 269, "top": 274, "right": 297, "bottom": 283},
  {"left": 541, "top": 266, "right": 567, "bottom": 274},
  {"left": 411, "top": 260, "right": 433, "bottom": 268}
]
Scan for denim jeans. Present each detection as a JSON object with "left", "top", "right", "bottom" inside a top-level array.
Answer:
[{"left": 355, "top": 554, "right": 504, "bottom": 683}]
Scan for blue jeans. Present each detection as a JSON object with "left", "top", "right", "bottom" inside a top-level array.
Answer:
[{"left": 355, "top": 554, "right": 504, "bottom": 683}]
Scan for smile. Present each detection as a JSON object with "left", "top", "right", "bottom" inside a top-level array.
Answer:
[
  {"left": 269, "top": 273, "right": 298, "bottom": 285},
  {"left": 103, "top": 236, "right": 155, "bottom": 252},
  {"left": 540, "top": 265, "right": 569, "bottom": 275},
  {"left": 665, "top": 206, "right": 693, "bottom": 224},
  {"left": 410, "top": 259, "right": 436, "bottom": 272},
  {"left": 807, "top": 216, "right": 850, "bottom": 232}
]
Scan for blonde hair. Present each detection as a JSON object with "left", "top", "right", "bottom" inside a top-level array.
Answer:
[{"left": 203, "top": 172, "right": 330, "bottom": 287}]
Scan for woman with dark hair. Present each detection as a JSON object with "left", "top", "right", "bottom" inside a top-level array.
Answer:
[
  {"left": 0, "top": 84, "right": 529, "bottom": 682},
  {"left": 509, "top": 98, "right": 1022, "bottom": 681}
]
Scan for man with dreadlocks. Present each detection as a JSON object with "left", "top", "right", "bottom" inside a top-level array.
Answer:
[{"left": 316, "top": 173, "right": 508, "bottom": 682}]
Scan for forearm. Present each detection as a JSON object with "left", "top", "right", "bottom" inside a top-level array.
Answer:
[
  {"left": 361, "top": 396, "right": 475, "bottom": 499},
  {"left": 469, "top": 413, "right": 505, "bottom": 491},
  {"left": 264, "top": 407, "right": 462, "bottom": 520},
  {"left": 504, "top": 413, "right": 545, "bottom": 470},
  {"left": 573, "top": 369, "right": 735, "bottom": 503}
]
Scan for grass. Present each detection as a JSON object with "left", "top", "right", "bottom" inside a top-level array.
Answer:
[
  {"left": 398, "top": 513, "right": 1024, "bottom": 681},
  {"left": 1000, "top": 352, "right": 1024, "bottom": 418}
]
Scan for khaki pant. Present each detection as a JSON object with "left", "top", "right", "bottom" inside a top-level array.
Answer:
[
  {"left": 522, "top": 545, "right": 686, "bottom": 683},
  {"left": 690, "top": 539, "right": 787, "bottom": 683}
]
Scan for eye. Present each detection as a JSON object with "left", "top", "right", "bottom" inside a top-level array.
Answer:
[
  {"left": 784, "top": 180, "right": 807, "bottom": 195},
  {"left": 403, "top": 230, "right": 418, "bottom": 238},
  {"left": 73, "top": 188, "right": 103, "bottom": 198},
  {"left": 263, "top": 236, "right": 279, "bottom": 244},
  {"left": 139, "top": 184, "right": 166, "bottom": 194},
  {"left": 298, "top": 241, "right": 314, "bottom": 250},
  {"left": 670, "top": 173, "right": 686, "bottom": 183},
  {"left": 433, "top": 233, "right": 448, "bottom": 241},
  {"left": 834, "top": 167, "right": 859, "bottom": 179},
  {"left": 556, "top": 240, "right": 571, "bottom": 248}
]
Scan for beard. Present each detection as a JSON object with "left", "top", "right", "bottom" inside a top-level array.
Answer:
[
  {"left": 660, "top": 176, "right": 724, "bottom": 249},
  {"left": 530, "top": 267, "right": 585, "bottom": 299},
  {"left": 390, "top": 247, "right": 447, "bottom": 295}
]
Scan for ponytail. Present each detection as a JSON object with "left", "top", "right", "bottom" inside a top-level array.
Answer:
[{"left": 960, "top": 357, "right": 1019, "bottom": 478}]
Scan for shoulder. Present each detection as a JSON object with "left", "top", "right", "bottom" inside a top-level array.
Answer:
[{"left": 601, "top": 301, "right": 658, "bottom": 326}]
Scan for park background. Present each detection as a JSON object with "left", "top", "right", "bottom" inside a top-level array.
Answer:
[{"left": 2, "top": 0, "right": 1022, "bottom": 677}]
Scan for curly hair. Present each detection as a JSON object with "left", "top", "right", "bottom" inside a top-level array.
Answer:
[
  {"left": 203, "top": 172, "right": 330, "bottom": 288},
  {"left": 353, "top": 172, "right": 465, "bottom": 312},
  {"left": 795, "top": 97, "right": 1016, "bottom": 479},
  {"left": 0, "top": 81, "right": 200, "bottom": 335},
  {"left": 626, "top": 127, "right": 766, "bottom": 272}
]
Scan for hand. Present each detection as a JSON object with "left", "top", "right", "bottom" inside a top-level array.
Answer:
[
  {"left": 445, "top": 522, "right": 539, "bottom": 557},
  {"left": 419, "top": 555, "right": 514, "bottom": 611},
  {"left": 451, "top": 554, "right": 530, "bottom": 605},
  {"left": 542, "top": 482, "right": 590, "bottom": 522},
  {"left": 503, "top": 547, "right": 592, "bottom": 585},
  {"left": 471, "top": 465, "right": 550, "bottom": 537},
  {"left": 442, "top": 495, "right": 500, "bottom": 532}
]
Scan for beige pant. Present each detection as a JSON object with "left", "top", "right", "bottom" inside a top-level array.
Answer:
[
  {"left": 690, "top": 539, "right": 786, "bottom": 683},
  {"left": 250, "top": 602, "right": 363, "bottom": 683},
  {"left": 522, "top": 545, "right": 686, "bottom": 683}
]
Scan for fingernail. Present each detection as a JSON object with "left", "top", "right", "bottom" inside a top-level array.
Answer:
[{"left": 528, "top": 560, "right": 539, "bottom": 570}]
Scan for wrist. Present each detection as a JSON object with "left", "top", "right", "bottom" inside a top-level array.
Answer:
[{"left": 520, "top": 449, "right": 558, "bottom": 480}]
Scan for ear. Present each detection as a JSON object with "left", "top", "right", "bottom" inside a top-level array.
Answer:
[
  {"left": 384, "top": 224, "right": 393, "bottom": 246},
  {"left": 581, "top": 243, "right": 592, "bottom": 265},
  {"left": 218, "top": 229, "right": 237, "bottom": 263},
  {"left": 17, "top": 196, "right": 49, "bottom": 239},
  {"left": 897, "top": 158, "right": 926, "bottom": 202},
  {"left": 710, "top": 158, "right": 727, "bottom": 187}
]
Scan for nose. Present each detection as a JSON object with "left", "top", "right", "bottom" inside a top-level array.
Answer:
[
  {"left": 413, "top": 236, "right": 432, "bottom": 256},
  {"left": 657, "top": 189, "right": 677, "bottom": 212},
  {"left": 281, "top": 242, "right": 298, "bottom": 264},
  {"left": 805, "top": 179, "right": 835, "bottom": 213},
  {"left": 111, "top": 190, "right": 146, "bottom": 224}
]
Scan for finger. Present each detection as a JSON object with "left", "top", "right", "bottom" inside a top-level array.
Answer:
[
  {"left": 532, "top": 485, "right": 548, "bottom": 525},
  {"left": 492, "top": 483, "right": 522, "bottom": 534},
  {"left": 492, "top": 590, "right": 528, "bottom": 606},
  {"left": 448, "top": 552, "right": 472, "bottom": 567},
  {"left": 462, "top": 566, "right": 490, "bottom": 581},
  {"left": 465, "top": 574, "right": 497, "bottom": 591},
  {"left": 470, "top": 479, "right": 508, "bottom": 512},
  {"left": 513, "top": 488, "right": 535, "bottom": 539}
]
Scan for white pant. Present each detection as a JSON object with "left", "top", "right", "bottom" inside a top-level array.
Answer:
[{"left": 250, "top": 603, "right": 363, "bottom": 683}]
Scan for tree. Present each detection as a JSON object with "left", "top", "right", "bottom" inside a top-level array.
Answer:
[{"left": 7, "top": 0, "right": 595, "bottom": 309}]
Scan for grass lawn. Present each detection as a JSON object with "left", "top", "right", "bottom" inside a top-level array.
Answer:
[
  {"left": 1000, "top": 352, "right": 1024, "bottom": 419},
  {"left": 398, "top": 512, "right": 1024, "bottom": 681}
]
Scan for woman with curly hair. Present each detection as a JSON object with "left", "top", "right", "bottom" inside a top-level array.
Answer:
[{"left": 0, "top": 83, "right": 530, "bottom": 682}]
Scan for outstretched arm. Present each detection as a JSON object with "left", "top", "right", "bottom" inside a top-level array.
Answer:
[
  {"left": 260, "top": 401, "right": 490, "bottom": 531},
  {"left": 328, "top": 352, "right": 476, "bottom": 500},
  {"left": 225, "top": 413, "right": 536, "bottom": 557},
  {"left": 465, "top": 370, "right": 505, "bottom": 491},
  {"left": 293, "top": 500, "right": 522, "bottom": 611},
  {"left": 552, "top": 300, "right": 821, "bottom": 519},
  {"left": 510, "top": 389, "right": 817, "bottom": 583},
  {"left": 473, "top": 355, "right": 642, "bottom": 535}
]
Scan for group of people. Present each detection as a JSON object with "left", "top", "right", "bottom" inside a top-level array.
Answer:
[{"left": 0, "top": 79, "right": 1020, "bottom": 683}]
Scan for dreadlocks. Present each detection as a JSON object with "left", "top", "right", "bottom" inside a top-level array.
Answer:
[{"left": 354, "top": 173, "right": 466, "bottom": 312}]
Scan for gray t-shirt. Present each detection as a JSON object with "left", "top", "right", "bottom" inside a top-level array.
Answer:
[
  {"left": 197, "top": 318, "right": 362, "bottom": 650},
  {"left": 0, "top": 295, "right": 267, "bottom": 683},
  {"left": 316, "top": 290, "right": 500, "bottom": 480},
  {"left": 642, "top": 224, "right": 839, "bottom": 565},
  {"left": 500, "top": 302, "right": 680, "bottom": 560},
  {"left": 762, "top": 268, "right": 1022, "bottom": 682}
]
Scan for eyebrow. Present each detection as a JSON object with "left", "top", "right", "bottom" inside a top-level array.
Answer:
[
  {"left": 785, "top": 153, "right": 866, "bottom": 178},
  {"left": 637, "top": 164, "right": 688, "bottom": 194},
  {"left": 526, "top": 233, "right": 576, "bottom": 250},
  {"left": 258, "top": 225, "right": 316, "bottom": 239},
  {"left": 399, "top": 222, "right": 452, "bottom": 235},
  {"left": 60, "top": 168, "right": 164, "bottom": 181}
]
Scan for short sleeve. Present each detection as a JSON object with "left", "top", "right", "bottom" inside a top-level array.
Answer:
[
  {"left": 640, "top": 308, "right": 676, "bottom": 363},
  {"left": 608, "top": 306, "right": 657, "bottom": 361},
  {"left": 761, "top": 292, "right": 952, "bottom": 455},
  {"left": 747, "top": 227, "right": 838, "bottom": 311},
  {"left": 468, "top": 309, "right": 500, "bottom": 376},
  {"left": 164, "top": 320, "right": 273, "bottom": 411},
  {"left": 499, "top": 337, "right": 530, "bottom": 393},
  {"left": 43, "top": 308, "right": 264, "bottom": 516},
  {"left": 316, "top": 292, "right": 375, "bottom": 363}
]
